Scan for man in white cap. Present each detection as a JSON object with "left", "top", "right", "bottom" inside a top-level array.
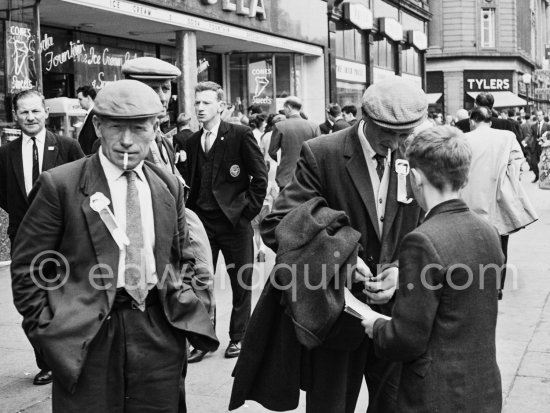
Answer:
[
  {"left": 233, "top": 77, "right": 426, "bottom": 413},
  {"left": 11, "top": 79, "right": 218, "bottom": 412}
]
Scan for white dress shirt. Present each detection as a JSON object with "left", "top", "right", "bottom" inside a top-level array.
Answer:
[
  {"left": 201, "top": 119, "right": 221, "bottom": 152},
  {"left": 357, "top": 120, "right": 391, "bottom": 236},
  {"left": 99, "top": 150, "right": 157, "bottom": 289},
  {"left": 22, "top": 129, "right": 46, "bottom": 195}
]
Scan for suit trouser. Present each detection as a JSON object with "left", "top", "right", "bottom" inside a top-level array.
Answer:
[
  {"left": 500, "top": 235, "right": 509, "bottom": 291},
  {"left": 52, "top": 294, "right": 186, "bottom": 413},
  {"left": 197, "top": 209, "right": 253, "bottom": 342},
  {"left": 10, "top": 235, "right": 50, "bottom": 372}
]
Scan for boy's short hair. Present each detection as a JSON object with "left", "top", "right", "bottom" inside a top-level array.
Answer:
[
  {"left": 406, "top": 125, "right": 472, "bottom": 191},
  {"left": 195, "top": 81, "right": 225, "bottom": 101},
  {"left": 342, "top": 105, "right": 357, "bottom": 117}
]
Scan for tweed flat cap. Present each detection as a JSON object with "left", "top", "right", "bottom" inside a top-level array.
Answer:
[
  {"left": 93, "top": 79, "right": 164, "bottom": 118},
  {"left": 363, "top": 77, "right": 427, "bottom": 130},
  {"left": 122, "top": 57, "right": 181, "bottom": 80}
]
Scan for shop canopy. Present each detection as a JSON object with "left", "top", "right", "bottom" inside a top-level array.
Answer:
[
  {"left": 466, "top": 91, "right": 527, "bottom": 108},
  {"left": 426, "top": 93, "right": 442, "bottom": 104}
]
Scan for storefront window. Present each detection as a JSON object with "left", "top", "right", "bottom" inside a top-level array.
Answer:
[
  {"left": 337, "top": 81, "right": 365, "bottom": 107},
  {"left": 374, "top": 37, "right": 396, "bottom": 71},
  {"left": 248, "top": 53, "right": 274, "bottom": 113},
  {"left": 197, "top": 51, "right": 222, "bottom": 85},
  {"left": 402, "top": 47, "right": 421, "bottom": 75},
  {"left": 229, "top": 54, "right": 248, "bottom": 117},
  {"left": 335, "top": 21, "right": 366, "bottom": 62}
]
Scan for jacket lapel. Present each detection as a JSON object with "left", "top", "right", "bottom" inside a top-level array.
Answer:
[
  {"left": 212, "top": 121, "right": 229, "bottom": 181},
  {"left": 79, "top": 155, "right": 119, "bottom": 304},
  {"left": 10, "top": 138, "right": 28, "bottom": 202},
  {"left": 344, "top": 124, "right": 381, "bottom": 239},
  {"left": 42, "top": 131, "right": 59, "bottom": 172},
  {"left": 188, "top": 131, "right": 202, "bottom": 187},
  {"left": 143, "top": 165, "right": 177, "bottom": 280}
]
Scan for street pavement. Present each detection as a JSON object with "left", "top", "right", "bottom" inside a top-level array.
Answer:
[{"left": 0, "top": 173, "right": 549, "bottom": 413}]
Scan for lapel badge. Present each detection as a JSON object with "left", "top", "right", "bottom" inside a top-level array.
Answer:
[
  {"left": 229, "top": 164, "right": 240, "bottom": 178},
  {"left": 48, "top": 146, "right": 55, "bottom": 151},
  {"left": 177, "top": 150, "right": 187, "bottom": 163},
  {"left": 221, "top": 136, "right": 225, "bottom": 141},
  {"left": 395, "top": 159, "right": 413, "bottom": 204}
]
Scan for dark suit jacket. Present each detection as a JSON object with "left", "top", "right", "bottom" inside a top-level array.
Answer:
[
  {"left": 77, "top": 113, "right": 98, "bottom": 155},
  {"left": 332, "top": 118, "right": 351, "bottom": 132},
  {"left": 0, "top": 130, "right": 84, "bottom": 241},
  {"left": 10, "top": 154, "right": 219, "bottom": 393},
  {"left": 173, "top": 129, "right": 193, "bottom": 152},
  {"left": 529, "top": 121, "right": 550, "bottom": 156},
  {"left": 373, "top": 199, "right": 503, "bottom": 412},
  {"left": 319, "top": 119, "right": 332, "bottom": 135},
  {"left": 268, "top": 114, "right": 320, "bottom": 188},
  {"left": 181, "top": 120, "right": 267, "bottom": 227}
]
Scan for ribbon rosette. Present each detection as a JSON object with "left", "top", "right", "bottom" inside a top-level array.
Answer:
[
  {"left": 90, "top": 192, "right": 129, "bottom": 249},
  {"left": 395, "top": 159, "right": 413, "bottom": 204}
]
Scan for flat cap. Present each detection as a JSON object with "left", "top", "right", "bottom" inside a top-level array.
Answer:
[
  {"left": 93, "top": 79, "right": 164, "bottom": 118},
  {"left": 122, "top": 56, "right": 181, "bottom": 80},
  {"left": 363, "top": 77, "right": 427, "bottom": 130}
]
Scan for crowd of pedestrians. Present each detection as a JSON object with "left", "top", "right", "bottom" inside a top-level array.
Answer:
[{"left": 0, "top": 56, "right": 543, "bottom": 413}]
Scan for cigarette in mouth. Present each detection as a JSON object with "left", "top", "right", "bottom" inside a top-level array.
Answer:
[{"left": 123, "top": 153, "right": 128, "bottom": 170}]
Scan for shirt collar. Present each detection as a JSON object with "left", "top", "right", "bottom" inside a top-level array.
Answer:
[
  {"left": 23, "top": 128, "right": 46, "bottom": 144},
  {"left": 357, "top": 120, "right": 378, "bottom": 160},
  {"left": 203, "top": 118, "right": 221, "bottom": 138},
  {"left": 98, "top": 148, "right": 145, "bottom": 183}
]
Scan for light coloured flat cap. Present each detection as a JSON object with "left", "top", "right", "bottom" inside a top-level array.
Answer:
[
  {"left": 122, "top": 56, "right": 181, "bottom": 80},
  {"left": 93, "top": 79, "right": 164, "bottom": 118},
  {"left": 363, "top": 77, "right": 428, "bottom": 130}
]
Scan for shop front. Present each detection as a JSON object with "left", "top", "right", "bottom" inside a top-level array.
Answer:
[
  {"left": 463, "top": 70, "right": 527, "bottom": 110},
  {"left": 1, "top": 0, "right": 327, "bottom": 133}
]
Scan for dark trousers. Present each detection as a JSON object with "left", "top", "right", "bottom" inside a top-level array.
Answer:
[
  {"left": 500, "top": 235, "right": 509, "bottom": 291},
  {"left": 198, "top": 209, "right": 253, "bottom": 342},
  {"left": 10, "top": 235, "right": 50, "bottom": 373},
  {"left": 364, "top": 338, "right": 401, "bottom": 413},
  {"left": 52, "top": 295, "right": 186, "bottom": 413},
  {"left": 528, "top": 145, "right": 542, "bottom": 178}
]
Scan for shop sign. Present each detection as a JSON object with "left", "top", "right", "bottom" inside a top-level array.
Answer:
[
  {"left": 336, "top": 59, "right": 366, "bottom": 83},
  {"left": 248, "top": 61, "right": 273, "bottom": 107},
  {"left": 343, "top": 2, "right": 373, "bottom": 31},
  {"left": 407, "top": 30, "right": 427, "bottom": 51},
  {"left": 201, "top": 0, "right": 267, "bottom": 20},
  {"left": 5, "top": 22, "right": 38, "bottom": 93},
  {"left": 464, "top": 70, "right": 512, "bottom": 92},
  {"left": 40, "top": 32, "right": 140, "bottom": 89},
  {"left": 378, "top": 17, "right": 403, "bottom": 42},
  {"left": 535, "top": 88, "right": 550, "bottom": 94}
]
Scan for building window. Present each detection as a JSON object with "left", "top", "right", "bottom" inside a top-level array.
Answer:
[
  {"left": 481, "top": 8, "right": 495, "bottom": 48},
  {"left": 374, "top": 37, "right": 396, "bottom": 70},
  {"left": 402, "top": 47, "right": 421, "bottom": 75},
  {"left": 335, "top": 21, "right": 366, "bottom": 63}
]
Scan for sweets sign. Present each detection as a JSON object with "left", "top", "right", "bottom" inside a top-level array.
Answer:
[{"left": 5, "top": 22, "right": 38, "bottom": 93}]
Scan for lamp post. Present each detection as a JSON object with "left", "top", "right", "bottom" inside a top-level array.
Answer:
[{"left": 522, "top": 73, "right": 532, "bottom": 115}]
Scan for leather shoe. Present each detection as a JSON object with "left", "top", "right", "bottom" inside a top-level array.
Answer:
[
  {"left": 225, "top": 341, "right": 241, "bottom": 358},
  {"left": 188, "top": 349, "right": 208, "bottom": 363},
  {"left": 532, "top": 176, "right": 539, "bottom": 183},
  {"left": 33, "top": 369, "right": 52, "bottom": 385}
]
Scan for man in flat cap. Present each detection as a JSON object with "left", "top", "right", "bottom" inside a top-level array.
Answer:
[
  {"left": 237, "top": 77, "right": 425, "bottom": 413},
  {"left": 10, "top": 79, "right": 218, "bottom": 412}
]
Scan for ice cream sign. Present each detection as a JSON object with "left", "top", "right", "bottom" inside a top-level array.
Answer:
[
  {"left": 249, "top": 63, "right": 273, "bottom": 106},
  {"left": 6, "top": 22, "right": 37, "bottom": 93}
]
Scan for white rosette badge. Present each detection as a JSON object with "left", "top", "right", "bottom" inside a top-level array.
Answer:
[{"left": 90, "top": 192, "right": 130, "bottom": 250}]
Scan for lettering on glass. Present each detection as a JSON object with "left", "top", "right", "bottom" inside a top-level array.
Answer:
[{"left": 6, "top": 22, "right": 37, "bottom": 93}]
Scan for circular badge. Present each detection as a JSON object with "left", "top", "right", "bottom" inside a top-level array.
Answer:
[{"left": 230, "top": 164, "right": 241, "bottom": 178}]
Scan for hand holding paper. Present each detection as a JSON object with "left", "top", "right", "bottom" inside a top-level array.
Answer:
[
  {"left": 364, "top": 266, "right": 398, "bottom": 305},
  {"left": 344, "top": 288, "right": 391, "bottom": 338}
]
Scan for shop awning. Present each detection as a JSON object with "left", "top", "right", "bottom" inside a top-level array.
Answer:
[
  {"left": 427, "top": 93, "right": 442, "bottom": 104},
  {"left": 466, "top": 91, "right": 527, "bottom": 108}
]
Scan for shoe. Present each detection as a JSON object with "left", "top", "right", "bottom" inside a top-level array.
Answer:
[
  {"left": 498, "top": 289, "right": 503, "bottom": 301},
  {"left": 33, "top": 369, "right": 52, "bottom": 385},
  {"left": 532, "top": 177, "right": 539, "bottom": 183},
  {"left": 225, "top": 341, "right": 241, "bottom": 358},
  {"left": 256, "top": 250, "right": 266, "bottom": 262},
  {"left": 188, "top": 349, "right": 209, "bottom": 363}
]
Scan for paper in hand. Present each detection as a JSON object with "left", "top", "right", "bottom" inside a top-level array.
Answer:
[{"left": 344, "top": 288, "right": 391, "bottom": 321}]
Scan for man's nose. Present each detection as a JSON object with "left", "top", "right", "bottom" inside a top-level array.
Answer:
[{"left": 120, "top": 128, "right": 133, "bottom": 146}]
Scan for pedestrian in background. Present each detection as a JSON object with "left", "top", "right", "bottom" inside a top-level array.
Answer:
[
  {"left": 0, "top": 89, "right": 84, "bottom": 386},
  {"left": 76, "top": 85, "right": 98, "bottom": 155},
  {"left": 342, "top": 104, "right": 359, "bottom": 126}
]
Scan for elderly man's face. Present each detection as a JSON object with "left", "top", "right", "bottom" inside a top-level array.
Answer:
[
  {"left": 365, "top": 118, "right": 414, "bottom": 156},
  {"left": 13, "top": 95, "right": 49, "bottom": 137},
  {"left": 141, "top": 79, "right": 172, "bottom": 111},
  {"left": 94, "top": 115, "right": 157, "bottom": 170}
]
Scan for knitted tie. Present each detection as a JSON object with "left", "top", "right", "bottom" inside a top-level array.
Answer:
[
  {"left": 31, "top": 137, "right": 39, "bottom": 184},
  {"left": 373, "top": 154, "right": 386, "bottom": 181},
  {"left": 124, "top": 170, "right": 148, "bottom": 309}
]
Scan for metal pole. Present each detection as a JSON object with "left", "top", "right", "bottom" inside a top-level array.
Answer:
[{"left": 33, "top": 0, "right": 43, "bottom": 94}]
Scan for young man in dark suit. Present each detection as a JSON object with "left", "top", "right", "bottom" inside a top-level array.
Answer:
[
  {"left": 528, "top": 109, "right": 550, "bottom": 182},
  {"left": 257, "top": 78, "right": 425, "bottom": 413},
  {"left": 76, "top": 85, "right": 98, "bottom": 155},
  {"left": 181, "top": 81, "right": 267, "bottom": 362},
  {"left": 10, "top": 80, "right": 218, "bottom": 412},
  {"left": 0, "top": 89, "right": 84, "bottom": 385},
  {"left": 362, "top": 126, "right": 503, "bottom": 412}
]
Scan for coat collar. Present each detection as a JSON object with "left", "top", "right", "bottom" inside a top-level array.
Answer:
[{"left": 424, "top": 198, "right": 469, "bottom": 222}]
